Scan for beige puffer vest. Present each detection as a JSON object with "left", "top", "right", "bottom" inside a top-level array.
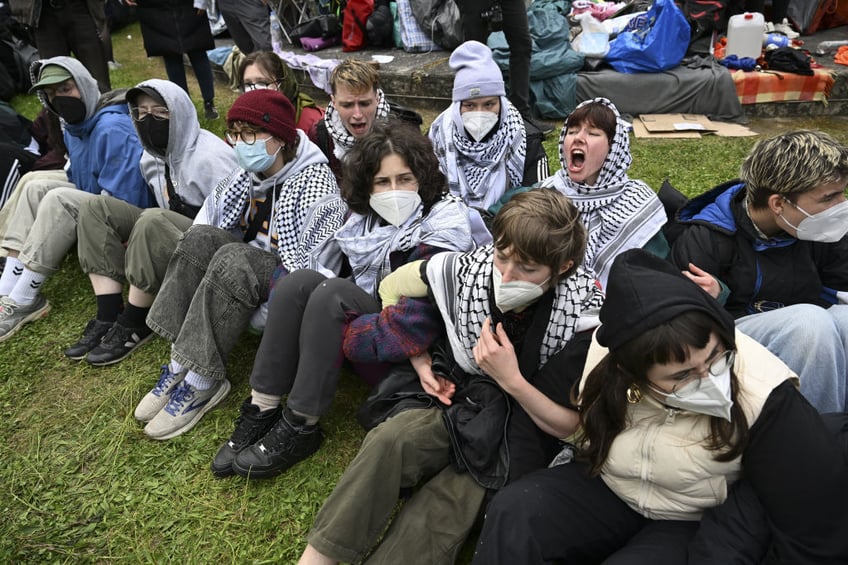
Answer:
[{"left": 578, "top": 329, "right": 798, "bottom": 521}]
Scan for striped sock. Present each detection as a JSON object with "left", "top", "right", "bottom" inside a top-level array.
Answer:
[
  {"left": 8, "top": 268, "right": 46, "bottom": 305},
  {"left": 0, "top": 257, "right": 24, "bottom": 296}
]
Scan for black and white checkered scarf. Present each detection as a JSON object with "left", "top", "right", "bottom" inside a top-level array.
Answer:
[
  {"left": 333, "top": 194, "right": 477, "bottom": 298},
  {"left": 206, "top": 130, "right": 346, "bottom": 271},
  {"left": 323, "top": 88, "right": 391, "bottom": 160},
  {"left": 429, "top": 97, "right": 526, "bottom": 210},
  {"left": 426, "top": 245, "right": 604, "bottom": 375},
  {"left": 541, "top": 98, "right": 666, "bottom": 289}
]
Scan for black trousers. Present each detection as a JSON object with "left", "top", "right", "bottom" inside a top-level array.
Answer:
[
  {"left": 455, "top": 0, "right": 532, "bottom": 118},
  {"left": 249, "top": 269, "right": 380, "bottom": 419},
  {"left": 472, "top": 461, "right": 697, "bottom": 565},
  {"left": 35, "top": 0, "right": 111, "bottom": 92},
  {"left": 0, "top": 143, "right": 37, "bottom": 210}
]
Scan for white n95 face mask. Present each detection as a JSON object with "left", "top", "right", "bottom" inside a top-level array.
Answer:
[
  {"left": 462, "top": 111, "right": 499, "bottom": 142},
  {"left": 369, "top": 190, "right": 422, "bottom": 227},
  {"left": 492, "top": 263, "right": 549, "bottom": 312},
  {"left": 781, "top": 199, "right": 848, "bottom": 243},
  {"left": 660, "top": 365, "right": 734, "bottom": 421}
]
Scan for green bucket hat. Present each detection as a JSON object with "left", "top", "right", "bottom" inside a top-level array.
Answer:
[{"left": 29, "top": 64, "right": 73, "bottom": 93}]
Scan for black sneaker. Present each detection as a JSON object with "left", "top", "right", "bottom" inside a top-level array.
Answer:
[
  {"left": 64, "top": 318, "right": 113, "bottom": 360},
  {"left": 86, "top": 321, "right": 153, "bottom": 366},
  {"left": 204, "top": 101, "right": 219, "bottom": 120},
  {"left": 232, "top": 407, "right": 323, "bottom": 479},
  {"left": 211, "top": 398, "right": 282, "bottom": 478}
]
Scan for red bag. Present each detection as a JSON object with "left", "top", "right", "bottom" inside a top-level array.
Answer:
[{"left": 342, "top": 0, "right": 374, "bottom": 52}]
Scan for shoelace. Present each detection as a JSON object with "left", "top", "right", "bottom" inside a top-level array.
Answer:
[
  {"left": 164, "top": 382, "right": 193, "bottom": 415},
  {"left": 152, "top": 365, "right": 177, "bottom": 396},
  {"left": 231, "top": 412, "right": 268, "bottom": 445},
  {"left": 258, "top": 417, "right": 297, "bottom": 452},
  {"left": 0, "top": 300, "right": 16, "bottom": 317}
]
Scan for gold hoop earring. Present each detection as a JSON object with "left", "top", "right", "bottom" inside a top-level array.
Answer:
[{"left": 625, "top": 384, "right": 642, "bottom": 404}]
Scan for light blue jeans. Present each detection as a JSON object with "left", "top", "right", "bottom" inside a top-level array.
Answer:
[{"left": 736, "top": 303, "right": 848, "bottom": 413}]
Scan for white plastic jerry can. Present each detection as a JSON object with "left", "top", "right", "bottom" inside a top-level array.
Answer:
[{"left": 726, "top": 12, "right": 765, "bottom": 59}]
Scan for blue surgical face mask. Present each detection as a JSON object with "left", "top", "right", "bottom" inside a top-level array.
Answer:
[{"left": 234, "top": 137, "right": 280, "bottom": 173}]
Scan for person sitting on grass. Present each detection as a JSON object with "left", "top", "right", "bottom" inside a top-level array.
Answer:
[
  {"left": 428, "top": 40, "right": 547, "bottom": 212},
  {"left": 134, "top": 89, "right": 347, "bottom": 441},
  {"left": 670, "top": 130, "right": 848, "bottom": 413},
  {"left": 238, "top": 50, "right": 324, "bottom": 134},
  {"left": 472, "top": 249, "right": 848, "bottom": 564},
  {"left": 539, "top": 97, "right": 668, "bottom": 289},
  {"left": 212, "top": 120, "right": 483, "bottom": 479},
  {"left": 298, "top": 188, "right": 605, "bottom": 565},
  {"left": 309, "top": 58, "right": 389, "bottom": 181},
  {"left": 0, "top": 57, "right": 150, "bottom": 342},
  {"left": 64, "top": 79, "right": 238, "bottom": 365}
]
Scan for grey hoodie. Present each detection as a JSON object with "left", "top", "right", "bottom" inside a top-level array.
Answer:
[{"left": 132, "top": 79, "right": 238, "bottom": 210}]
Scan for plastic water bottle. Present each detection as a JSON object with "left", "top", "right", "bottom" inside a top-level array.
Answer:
[
  {"left": 763, "top": 33, "right": 790, "bottom": 49},
  {"left": 726, "top": 12, "right": 765, "bottom": 59},
  {"left": 270, "top": 10, "right": 284, "bottom": 52}
]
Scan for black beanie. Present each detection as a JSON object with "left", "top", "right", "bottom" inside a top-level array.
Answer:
[{"left": 596, "top": 250, "right": 735, "bottom": 351}]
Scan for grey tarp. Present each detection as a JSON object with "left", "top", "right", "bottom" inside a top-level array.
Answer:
[{"left": 577, "top": 55, "right": 746, "bottom": 123}]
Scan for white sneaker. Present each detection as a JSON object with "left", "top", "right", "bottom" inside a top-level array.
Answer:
[
  {"left": 0, "top": 295, "right": 50, "bottom": 343},
  {"left": 773, "top": 18, "right": 799, "bottom": 39},
  {"left": 134, "top": 365, "right": 186, "bottom": 422},
  {"left": 143, "top": 378, "right": 231, "bottom": 440}
]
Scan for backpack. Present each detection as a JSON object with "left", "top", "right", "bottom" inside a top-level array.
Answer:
[
  {"left": 366, "top": 0, "right": 393, "bottom": 47},
  {"left": 342, "top": 0, "right": 374, "bottom": 52}
]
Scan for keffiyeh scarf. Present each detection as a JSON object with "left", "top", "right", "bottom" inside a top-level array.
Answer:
[
  {"left": 334, "top": 194, "right": 477, "bottom": 298},
  {"left": 429, "top": 97, "right": 526, "bottom": 210},
  {"left": 541, "top": 97, "right": 666, "bottom": 289},
  {"left": 323, "top": 88, "right": 391, "bottom": 161},
  {"left": 207, "top": 131, "right": 345, "bottom": 271},
  {"left": 426, "top": 246, "right": 605, "bottom": 375}
]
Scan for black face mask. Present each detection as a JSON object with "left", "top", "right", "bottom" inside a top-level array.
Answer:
[
  {"left": 135, "top": 117, "right": 170, "bottom": 154},
  {"left": 50, "top": 95, "right": 87, "bottom": 124}
]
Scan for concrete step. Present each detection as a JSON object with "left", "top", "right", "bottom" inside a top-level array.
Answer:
[{"left": 213, "top": 24, "right": 848, "bottom": 118}]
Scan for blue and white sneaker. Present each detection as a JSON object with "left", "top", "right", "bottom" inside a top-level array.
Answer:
[
  {"left": 143, "top": 378, "right": 231, "bottom": 440},
  {"left": 134, "top": 365, "right": 187, "bottom": 423}
]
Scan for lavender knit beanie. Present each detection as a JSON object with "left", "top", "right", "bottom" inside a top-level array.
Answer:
[{"left": 450, "top": 40, "right": 506, "bottom": 102}]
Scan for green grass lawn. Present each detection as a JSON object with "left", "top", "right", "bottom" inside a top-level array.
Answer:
[{"left": 2, "top": 23, "right": 847, "bottom": 562}]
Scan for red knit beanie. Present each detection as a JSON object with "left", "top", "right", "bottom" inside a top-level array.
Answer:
[{"left": 226, "top": 89, "right": 297, "bottom": 145}]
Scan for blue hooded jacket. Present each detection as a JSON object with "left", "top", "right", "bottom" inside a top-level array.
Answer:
[{"left": 33, "top": 56, "right": 152, "bottom": 208}]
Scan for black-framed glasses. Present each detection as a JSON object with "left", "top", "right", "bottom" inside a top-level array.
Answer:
[
  {"left": 225, "top": 128, "right": 261, "bottom": 145},
  {"left": 671, "top": 349, "right": 736, "bottom": 398},
  {"left": 653, "top": 350, "right": 736, "bottom": 398},
  {"left": 241, "top": 80, "right": 280, "bottom": 92},
  {"left": 130, "top": 106, "right": 170, "bottom": 121}
]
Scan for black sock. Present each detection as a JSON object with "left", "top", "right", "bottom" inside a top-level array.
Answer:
[
  {"left": 119, "top": 303, "right": 151, "bottom": 333},
  {"left": 96, "top": 293, "right": 124, "bottom": 323}
]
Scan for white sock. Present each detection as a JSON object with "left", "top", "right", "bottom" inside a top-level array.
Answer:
[
  {"left": 8, "top": 268, "right": 46, "bottom": 305},
  {"left": 169, "top": 359, "right": 184, "bottom": 375},
  {"left": 0, "top": 257, "right": 24, "bottom": 296},
  {"left": 185, "top": 370, "right": 215, "bottom": 391},
  {"left": 251, "top": 390, "right": 282, "bottom": 413}
]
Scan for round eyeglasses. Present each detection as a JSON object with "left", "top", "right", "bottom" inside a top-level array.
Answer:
[
  {"left": 130, "top": 106, "right": 170, "bottom": 121},
  {"left": 655, "top": 350, "right": 736, "bottom": 398},
  {"left": 225, "top": 128, "right": 261, "bottom": 145}
]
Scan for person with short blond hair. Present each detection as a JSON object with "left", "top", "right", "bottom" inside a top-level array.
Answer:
[
  {"left": 671, "top": 130, "right": 848, "bottom": 413},
  {"left": 308, "top": 58, "right": 390, "bottom": 180}
]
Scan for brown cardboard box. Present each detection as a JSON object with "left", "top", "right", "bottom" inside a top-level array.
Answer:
[{"left": 633, "top": 114, "right": 757, "bottom": 138}]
